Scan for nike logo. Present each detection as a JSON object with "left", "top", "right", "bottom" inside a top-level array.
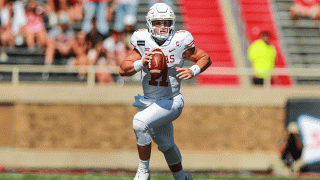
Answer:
[{"left": 169, "top": 49, "right": 175, "bottom": 52}]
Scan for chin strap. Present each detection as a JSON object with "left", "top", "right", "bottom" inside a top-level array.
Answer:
[{"left": 153, "top": 37, "right": 166, "bottom": 46}]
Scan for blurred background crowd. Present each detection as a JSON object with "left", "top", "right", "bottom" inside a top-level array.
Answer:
[{"left": 0, "top": 0, "right": 175, "bottom": 84}]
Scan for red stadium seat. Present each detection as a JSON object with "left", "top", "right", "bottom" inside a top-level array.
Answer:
[
  {"left": 187, "top": 25, "right": 226, "bottom": 35},
  {"left": 193, "top": 35, "right": 228, "bottom": 44},
  {"left": 182, "top": 9, "right": 221, "bottom": 17},
  {"left": 244, "top": 14, "right": 273, "bottom": 22},
  {"left": 180, "top": 1, "right": 219, "bottom": 8},
  {"left": 179, "top": 0, "right": 240, "bottom": 86},
  {"left": 184, "top": 17, "right": 224, "bottom": 26},
  {"left": 197, "top": 75, "right": 240, "bottom": 86},
  {"left": 241, "top": 4, "right": 272, "bottom": 13}
]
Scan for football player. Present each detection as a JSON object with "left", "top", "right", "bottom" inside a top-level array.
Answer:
[{"left": 119, "top": 3, "right": 212, "bottom": 180}]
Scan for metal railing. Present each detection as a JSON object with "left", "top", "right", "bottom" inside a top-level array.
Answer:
[
  {"left": 0, "top": 65, "right": 119, "bottom": 86},
  {"left": 1, "top": 64, "right": 320, "bottom": 87}
]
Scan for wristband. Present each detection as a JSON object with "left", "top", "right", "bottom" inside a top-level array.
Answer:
[
  {"left": 133, "top": 60, "right": 143, "bottom": 72},
  {"left": 189, "top": 65, "right": 201, "bottom": 77}
]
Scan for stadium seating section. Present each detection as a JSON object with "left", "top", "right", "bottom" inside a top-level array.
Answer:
[
  {"left": 3, "top": 0, "right": 320, "bottom": 86},
  {"left": 0, "top": 20, "right": 84, "bottom": 82},
  {"left": 179, "top": 0, "right": 241, "bottom": 86},
  {"left": 273, "top": 0, "right": 320, "bottom": 85}
]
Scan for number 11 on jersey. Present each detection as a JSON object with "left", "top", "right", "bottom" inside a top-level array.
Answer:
[{"left": 149, "top": 66, "right": 169, "bottom": 87}]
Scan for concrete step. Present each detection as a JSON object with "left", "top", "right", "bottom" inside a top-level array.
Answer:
[
  {"left": 272, "top": 1, "right": 292, "bottom": 11},
  {"left": 287, "top": 46, "right": 320, "bottom": 54},
  {"left": 278, "top": 19, "right": 319, "bottom": 28},
  {"left": 284, "top": 37, "right": 320, "bottom": 45},
  {"left": 0, "top": 72, "right": 86, "bottom": 82},
  {"left": 0, "top": 57, "right": 45, "bottom": 65},
  {"left": 289, "top": 54, "right": 320, "bottom": 64},
  {"left": 281, "top": 28, "right": 319, "bottom": 37},
  {"left": 5, "top": 47, "right": 45, "bottom": 56},
  {"left": 295, "top": 77, "right": 320, "bottom": 85}
]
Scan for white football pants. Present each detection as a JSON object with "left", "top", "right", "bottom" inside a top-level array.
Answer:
[{"left": 133, "top": 93, "right": 184, "bottom": 165}]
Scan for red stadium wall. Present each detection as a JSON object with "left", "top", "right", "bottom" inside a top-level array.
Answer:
[{"left": 179, "top": 0, "right": 240, "bottom": 86}]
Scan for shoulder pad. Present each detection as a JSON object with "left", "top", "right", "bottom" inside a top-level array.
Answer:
[
  {"left": 174, "top": 30, "right": 195, "bottom": 50},
  {"left": 131, "top": 29, "right": 149, "bottom": 56}
]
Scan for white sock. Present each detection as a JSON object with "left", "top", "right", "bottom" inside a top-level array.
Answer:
[
  {"left": 138, "top": 159, "right": 150, "bottom": 171},
  {"left": 173, "top": 169, "right": 186, "bottom": 180}
]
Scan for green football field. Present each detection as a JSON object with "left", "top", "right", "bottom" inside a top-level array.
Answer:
[{"left": 0, "top": 174, "right": 310, "bottom": 180}]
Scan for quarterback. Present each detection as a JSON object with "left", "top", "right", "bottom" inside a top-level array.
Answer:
[{"left": 119, "top": 3, "right": 212, "bottom": 180}]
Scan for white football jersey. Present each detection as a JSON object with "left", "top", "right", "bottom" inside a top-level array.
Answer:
[{"left": 131, "top": 29, "right": 195, "bottom": 99}]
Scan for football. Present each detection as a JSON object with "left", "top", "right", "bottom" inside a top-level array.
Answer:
[{"left": 148, "top": 49, "right": 166, "bottom": 79}]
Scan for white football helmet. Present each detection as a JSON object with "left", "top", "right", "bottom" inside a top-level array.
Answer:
[{"left": 146, "top": 3, "right": 176, "bottom": 41}]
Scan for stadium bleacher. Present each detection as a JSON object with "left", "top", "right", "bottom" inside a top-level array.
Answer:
[
  {"left": 2, "top": 0, "right": 320, "bottom": 86},
  {"left": 0, "top": 0, "right": 188, "bottom": 84},
  {"left": 179, "top": 0, "right": 240, "bottom": 86},
  {"left": 272, "top": 0, "right": 320, "bottom": 85},
  {"left": 1, "top": 20, "right": 85, "bottom": 82}
]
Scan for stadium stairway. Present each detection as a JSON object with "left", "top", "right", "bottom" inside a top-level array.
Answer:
[
  {"left": 237, "top": 0, "right": 292, "bottom": 87},
  {"left": 272, "top": 0, "right": 320, "bottom": 85},
  {"left": 178, "top": 0, "right": 241, "bottom": 86}
]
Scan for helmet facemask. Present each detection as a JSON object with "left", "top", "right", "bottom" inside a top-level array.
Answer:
[{"left": 146, "top": 3, "right": 176, "bottom": 41}]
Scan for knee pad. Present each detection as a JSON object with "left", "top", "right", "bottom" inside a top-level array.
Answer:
[
  {"left": 132, "top": 119, "right": 152, "bottom": 146},
  {"left": 158, "top": 143, "right": 182, "bottom": 166},
  {"left": 158, "top": 142, "right": 174, "bottom": 153}
]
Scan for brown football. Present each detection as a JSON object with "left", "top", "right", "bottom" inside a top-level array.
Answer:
[{"left": 148, "top": 49, "right": 166, "bottom": 79}]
